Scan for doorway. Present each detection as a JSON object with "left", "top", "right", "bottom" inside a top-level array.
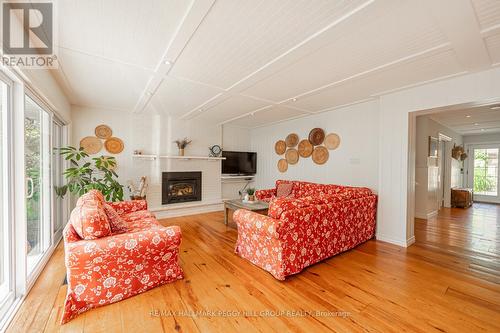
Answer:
[{"left": 467, "top": 144, "right": 500, "bottom": 203}]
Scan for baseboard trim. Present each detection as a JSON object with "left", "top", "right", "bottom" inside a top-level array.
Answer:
[
  {"left": 376, "top": 233, "right": 415, "bottom": 248},
  {"left": 415, "top": 210, "right": 438, "bottom": 220},
  {"left": 154, "top": 203, "right": 223, "bottom": 219}
]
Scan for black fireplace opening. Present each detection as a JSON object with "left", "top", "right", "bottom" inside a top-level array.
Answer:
[{"left": 162, "top": 171, "right": 202, "bottom": 205}]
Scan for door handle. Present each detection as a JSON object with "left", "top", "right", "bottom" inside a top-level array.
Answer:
[{"left": 26, "top": 177, "right": 34, "bottom": 199}]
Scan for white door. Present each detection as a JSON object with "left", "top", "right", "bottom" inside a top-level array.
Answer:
[{"left": 468, "top": 144, "right": 500, "bottom": 203}]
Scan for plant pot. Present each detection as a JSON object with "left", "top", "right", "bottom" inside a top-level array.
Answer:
[
  {"left": 178, "top": 148, "right": 185, "bottom": 156},
  {"left": 248, "top": 195, "right": 255, "bottom": 201}
]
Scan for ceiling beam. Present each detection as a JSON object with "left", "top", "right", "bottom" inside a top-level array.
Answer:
[
  {"left": 421, "top": 0, "right": 491, "bottom": 71},
  {"left": 133, "top": 0, "right": 216, "bottom": 114}
]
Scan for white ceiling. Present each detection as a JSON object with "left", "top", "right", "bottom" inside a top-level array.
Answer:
[
  {"left": 49, "top": 0, "right": 500, "bottom": 127},
  {"left": 430, "top": 105, "right": 500, "bottom": 135}
]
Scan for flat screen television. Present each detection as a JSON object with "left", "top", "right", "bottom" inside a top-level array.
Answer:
[{"left": 222, "top": 151, "right": 257, "bottom": 175}]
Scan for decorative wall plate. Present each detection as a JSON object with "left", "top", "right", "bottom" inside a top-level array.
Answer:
[
  {"left": 298, "top": 139, "right": 313, "bottom": 157},
  {"left": 275, "top": 140, "right": 286, "bottom": 155},
  {"left": 312, "top": 146, "right": 329, "bottom": 165},
  {"left": 277, "top": 159, "right": 288, "bottom": 173},
  {"left": 308, "top": 128, "right": 325, "bottom": 146},
  {"left": 104, "top": 137, "right": 124, "bottom": 154},
  {"left": 80, "top": 136, "right": 102, "bottom": 154},
  {"left": 95, "top": 124, "right": 112, "bottom": 139},
  {"left": 285, "top": 148, "right": 299, "bottom": 165},
  {"left": 285, "top": 133, "right": 299, "bottom": 147},
  {"left": 324, "top": 133, "right": 341, "bottom": 150}
]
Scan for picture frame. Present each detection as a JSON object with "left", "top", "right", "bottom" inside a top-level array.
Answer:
[{"left": 428, "top": 136, "right": 438, "bottom": 158}]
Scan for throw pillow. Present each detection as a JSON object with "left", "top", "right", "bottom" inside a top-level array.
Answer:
[
  {"left": 103, "top": 203, "right": 128, "bottom": 234},
  {"left": 276, "top": 183, "right": 293, "bottom": 198},
  {"left": 70, "top": 199, "right": 111, "bottom": 240}
]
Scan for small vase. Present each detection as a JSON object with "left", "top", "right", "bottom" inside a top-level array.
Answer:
[{"left": 179, "top": 148, "right": 185, "bottom": 156}]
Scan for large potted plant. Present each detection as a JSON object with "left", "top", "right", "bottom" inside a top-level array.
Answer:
[{"left": 55, "top": 146, "right": 124, "bottom": 201}]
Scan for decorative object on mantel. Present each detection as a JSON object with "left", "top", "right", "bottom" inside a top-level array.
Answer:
[
  {"left": 285, "top": 148, "right": 299, "bottom": 165},
  {"left": 285, "top": 133, "right": 299, "bottom": 147},
  {"left": 105, "top": 137, "right": 124, "bottom": 154},
  {"left": 428, "top": 136, "right": 438, "bottom": 158},
  {"left": 277, "top": 158, "right": 288, "bottom": 173},
  {"left": 80, "top": 136, "right": 103, "bottom": 154},
  {"left": 128, "top": 176, "right": 148, "bottom": 200},
  {"left": 174, "top": 137, "right": 192, "bottom": 156},
  {"left": 209, "top": 144, "right": 222, "bottom": 157},
  {"left": 312, "top": 146, "right": 329, "bottom": 165},
  {"left": 275, "top": 140, "right": 286, "bottom": 155},
  {"left": 308, "top": 128, "right": 325, "bottom": 146},
  {"left": 95, "top": 124, "right": 112, "bottom": 139},
  {"left": 298, "top": 139, "right": 313, "bottom": 157},
  {"left": 324, "top": 133, "right": 341, "bottom": 150},
  {"left": 133, "top": 150, "right": 143, "bottom": 155}
]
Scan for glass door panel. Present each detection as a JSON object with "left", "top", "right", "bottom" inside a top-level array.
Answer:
[
  {"left": 52, "top": 121, "right": 64, "bottom": 240},
  {"left": 471, "top": 147, "right": 500, "bottom": 203},
  {"left": 0, "top": 79, "right": 11, "bottom": 316},
  {"left": 25, "top": 96, "right": 50, "bottom": 275}
]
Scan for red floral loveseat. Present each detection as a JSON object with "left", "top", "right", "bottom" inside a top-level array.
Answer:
[
  {"left": 233, "top": 180, "right": 377, "bottom": 280},
  {"left": 61, "top": 190, "right": 183, "bottom": 323}
]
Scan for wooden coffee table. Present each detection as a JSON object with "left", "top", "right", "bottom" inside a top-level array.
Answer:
[{"left": 224, "top": 199, "right": 269, "bottom": 225}]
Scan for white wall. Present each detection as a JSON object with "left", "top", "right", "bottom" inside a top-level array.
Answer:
[
  {"left": 378, "top": 67, "right": 500, "bottom": 247},
  {"left": 221, "top": 125, "right": 253, "bottom": 200},
  {"left": 250, "top": 100, "right": 380, "bottom": 191},
  {"left": 71, "top": 106, "right": 229, "bottom": 216},
  {"left": 464, "top": 133, "right": 500, "bottom": 144},
  {"left": 415, "top": 116, "right": 463, "bottom": 219}
]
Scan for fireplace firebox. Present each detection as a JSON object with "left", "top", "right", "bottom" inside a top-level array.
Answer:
[{"left": 162, "top": 172, "right": 202, "bottom": 204}]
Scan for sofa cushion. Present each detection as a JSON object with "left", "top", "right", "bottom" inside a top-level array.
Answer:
[
  {"left": 268, "top": 196, "right": 322, "bottom": 219},
  {"left": 276, "top": 182, "right": 293, "bottom": 198},
  {"left": 103, "top": 203, "right": 128, "bottom": 234},
  {"left": 70, "top": 195, "right": 111, "bottom": 240}
]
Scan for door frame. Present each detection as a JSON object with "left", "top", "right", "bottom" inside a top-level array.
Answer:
[{"left": 465, "top": 143, "right": 500, "bottom": 204}]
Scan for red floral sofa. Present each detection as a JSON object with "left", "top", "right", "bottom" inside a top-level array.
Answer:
[
  {"left": 61, "top": 190, "right": 183, "bottom": 323},
  {"left": 233, "top": 180, "right": 377, "bottom": 280}
]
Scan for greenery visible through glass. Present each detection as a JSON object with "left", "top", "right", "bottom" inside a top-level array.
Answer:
[
  {"left": 25, "top": 105, "right": 42, "bottom": 258},
  {"left": 473, "top": 148, "right": 499, "bottom": 196}
]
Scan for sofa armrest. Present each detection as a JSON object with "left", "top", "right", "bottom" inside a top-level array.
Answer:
[
  {"left": 106, "top": 200, "right": 148, "bottom": 215},
  {"left": 255, "top": 188, "right": 276, "bottom": 202},
  {"left": 65, "top": 226, "right": 181, "bottom": 269},
  {"left": 233, "top": 209, "right": 279, "bottom": 238}
]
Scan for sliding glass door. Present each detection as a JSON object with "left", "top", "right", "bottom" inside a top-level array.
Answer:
[
  {"left": 25, "top": 96, "right": 51, "bottom": 276},
  {"left": 0, "top": 77, "right": 13, "bottom": 321},
  {"left": 52, "top": 120, "right": 65, "bottom": 241}
]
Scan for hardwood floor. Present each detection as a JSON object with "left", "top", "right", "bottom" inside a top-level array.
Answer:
[{"left": 7, "top": 206, "right": 500, "bottom": 333}]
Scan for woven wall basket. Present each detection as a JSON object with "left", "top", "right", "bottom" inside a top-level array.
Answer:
[
  {"left": 80, "top": 136, "right": 102, "bottom": 154},
  {"left": 324, "top": 133, "right": 341, "bottom": 150},
  {"left": 285, "top": 133, "right": 299, "bottom": 147},
  {"left": 312, "top": 146, "right": 329, "bottom": 165},
  {"left": 298, "top": 139, "right": 313, "bottom": 157},
  {"left": 95, "top": 124, "right": 113, "bottom": 139},
  {"left": 308, "top": 128, "right": 325, "bottom": 145},
  {"left": 285, "top": 148, "right": 299, "bottom": 165},
  {"left": 104, "top": 137, "right": 124, "bottom": 154},
  {"left": 275, "top": 140, "right": 286, "bottom": 155},
  {"left": 277, "top": 159, "right": 288, "bottom": 173}
]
